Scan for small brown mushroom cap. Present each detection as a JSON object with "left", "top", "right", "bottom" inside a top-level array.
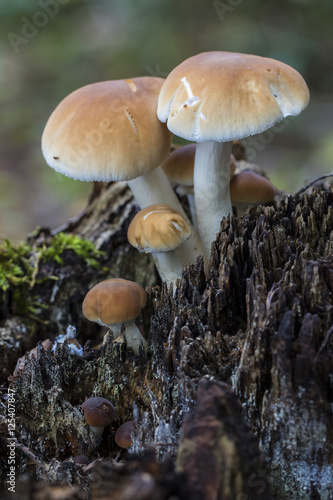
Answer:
[
  {"left": 127, "top": 204, "right": 192, "bottom": 253},
  {"left": 82, "top": 396, "right": 116, "bottom": 428},
  {"left": 115, "top": 421, "right": 134, "bottom": 449},
  {"left": 82, "top": 279, "right": 147, "bottom": 327},
  {"left": 162, "top": 144, "right": 236, "bottom": 188},
  {"left": 230, "top": 170, "right": 276, "bottom": 204},
  {"left": 162, "top": 144, "right": 196, "bottom": 186}
]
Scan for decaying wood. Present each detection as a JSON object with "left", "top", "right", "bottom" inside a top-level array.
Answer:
[
  {"left": 0, "top": 173, "right": 332, "bottom": 499},
  {"left": 176, "top": 379, "right": 272, "bottom": 500}
]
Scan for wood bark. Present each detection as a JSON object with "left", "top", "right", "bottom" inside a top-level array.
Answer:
[{"left": 0, "top": 176, "right": 332, "bottom": 499}]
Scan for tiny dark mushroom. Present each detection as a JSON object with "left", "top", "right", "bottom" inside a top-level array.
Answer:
[
  {"left": 82, "top": 396, "right": 116, "bottom": 439},
  {"left": 114, "top": 421, "right": 134, "bottom": 449}
]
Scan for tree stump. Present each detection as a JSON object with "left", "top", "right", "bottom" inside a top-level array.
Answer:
[{"left": 0, "top": 178, "right": 332, "bottom": 500}]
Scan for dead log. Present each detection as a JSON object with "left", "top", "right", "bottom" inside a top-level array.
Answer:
[{"left": 0, "top": 178, "right": 332, "bottom": 499}]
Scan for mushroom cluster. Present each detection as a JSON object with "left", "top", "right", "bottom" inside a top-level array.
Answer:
[{"left": 41, "top": 50, "right": 309, "bottom": 358}]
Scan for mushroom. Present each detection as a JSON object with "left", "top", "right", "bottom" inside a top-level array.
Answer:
[
  {"left": 127, "top": 204, "right": 192, "bottom": 285},
  {"left": 82, "top": 278, "right": 147, "bottom": 354},
  {"left": 162, "top": 143, "right": 236, "bottom": 228},
  {"left": 157, "top": 51, "right": 310, "bottom": 258},
  {"left": 115, "top": 421, "right": 134, "bottom": 449},
  {"left": 41, "top": 77, "right": 205, "bottom": 271},
  {"left": 230, "top": 170, "right": 276, "bottom": 216},
  {"left": 82, "top": 396, "right": 116, "bottom": 439}
]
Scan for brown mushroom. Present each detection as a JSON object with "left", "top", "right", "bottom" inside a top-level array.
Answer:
[
  {"left": 82, "top": 278, "right": 147, "bottom": 354},
  {"left": 127, "top": 204, "right": 191, "bottom": 285},
  {"left": 158, "top": 51, "right": 310, "bottom": 257},
  {"left": 115, "top": 421, "right": 134, "bottom": 449},
  {"left": 41, "top": 77, "right": 205, "bottom": 271},
  {"left": 82, "top": 396, "right": 116, "bottom": 439},
  {"left": 230, "top": 170, "right": 276, "bottom": 216}
]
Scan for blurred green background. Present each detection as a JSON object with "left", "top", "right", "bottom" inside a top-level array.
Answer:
[{"left": 1, "top": 0, "right": 333, "bottom": 243}]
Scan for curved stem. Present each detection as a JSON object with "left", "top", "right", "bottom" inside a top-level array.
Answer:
[{"left": 128, "top": 167, "right": 207, "bottom": 276}]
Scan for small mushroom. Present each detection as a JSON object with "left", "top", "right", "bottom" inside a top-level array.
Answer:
[
  {"left": 115, "top": 421, "right": 134, "bottom": 449},
  {"left": 82, "top": 396, "right": 116, "bottom": 439},
  {"left": 162, "top": 143, "right": 237, "bottom": 229},
  {"left": 82, "top": 278, "right": 147, "bottom": 354},
  {"left": 127, "top": 204, "right": 192, "bottom": 285},
  {"left": 230, "top": 170, "right": 276, "bottom": 216}
]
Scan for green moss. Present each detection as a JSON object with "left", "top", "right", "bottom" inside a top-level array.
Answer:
[
  {"left": 0, "top": 238, "right": 34, "bottom": 292},
  {"left": 41, "top": 232, "right": 105, "bottom": 268},
  {"left": 0, "top": 234, "right": 105, "bottom": 318}
]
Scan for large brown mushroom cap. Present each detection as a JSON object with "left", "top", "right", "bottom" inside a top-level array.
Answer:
[
  {"left": 82, "top": 397, "right": 116, "bottom": 427},
  {"left": 82, "top": 279, "right": 147, "bottom": 326},
  {"left": 127, "top": 204, "right": 192, "bottom": 253},
  {"left": 42, "top": 77, "right": 173, "bottom": 181},
  {"left": 157, "top": 51, "right": 310, "bottom": 143}
]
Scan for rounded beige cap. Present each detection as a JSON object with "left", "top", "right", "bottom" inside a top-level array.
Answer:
[
  {"left": 42, "top": 77, "right": 173, "bottom": 182},
  {"left": 127, "top": 204, "right": 192, "bottom": 253},
  {"left": 157, "top": 51, "right": 310, "bottom": 142},
  {"left": 82, "top": 278, "right": 147, "bottom": 326},
  {"left": 230, "top": 170, "right": 276, "bottom": 204}
]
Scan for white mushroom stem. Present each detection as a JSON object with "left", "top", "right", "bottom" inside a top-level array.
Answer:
[
  {"left": 108, "top": 322, "right": 147, "bottom": 355},
  {"left": 193, "top": 141, "right": 233, "bottom": 259},
  {"left": 123, "top": 321, "right": 147, "bottom": 355},
  {"left": 127, "top": 167, "right": 208, "bottom": 277},
  {"left": 149, "top": 250, "right": 185, "bottom": 289}
]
